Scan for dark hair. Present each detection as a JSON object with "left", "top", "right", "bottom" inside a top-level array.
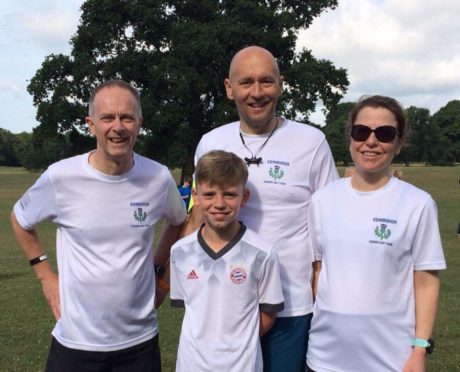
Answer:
[
  {"left": 88, "top": 79, "right": 142, "bottom": 116},
  {"left": 195, "top": 150, "right": 248, "bottom": 188},
  {"left": 347, "top": 95, "right": 408, "bottom": 142}
]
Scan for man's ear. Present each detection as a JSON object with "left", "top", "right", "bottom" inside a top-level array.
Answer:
[
  {"left": 224, "top": 78, "right": 234, "bottom": 100},
  {"left": 137, "top": 117, "right": 143, "bottom": 134},
  {"left": 278, "top": 75, "right": 284, "bottom": 96},
  {"left": 240, "top": 188, "right": 250, "bottom": 208},
  {"left": 86, "top": 117, "right": 95, "bottom": 135}
]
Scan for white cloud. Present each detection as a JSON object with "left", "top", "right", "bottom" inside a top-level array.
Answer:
[
  {"left": 19, "top": 12, "right": 78, "bottom": 51},
  {"left": 0, "top": 1, "right": 83, "bottom": 133},
  {"left": 298, "top": 0, "right": 460, "bottom": 124}
]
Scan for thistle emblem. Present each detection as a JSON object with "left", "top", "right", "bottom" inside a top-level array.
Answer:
[
  {"left": 374, "top": 224, "right": 391, "bottom": 240},
  {"left": 269, "top": 165, "right": 284, "bottom": 180},
  {"left": 134, "top": 207, "right": 147, "bottom": 222}
]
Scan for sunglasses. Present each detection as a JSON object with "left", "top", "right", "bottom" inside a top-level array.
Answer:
[{"left": 350, "top": 125, "right": 399, "bottom": 143}]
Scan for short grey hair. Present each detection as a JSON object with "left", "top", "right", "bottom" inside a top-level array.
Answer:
[{"left": 88, "top": 79, "right": 142, "bottom": 117}]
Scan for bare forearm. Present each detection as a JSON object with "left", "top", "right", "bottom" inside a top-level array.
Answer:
[
  {"left": 11, "top": 212, "right": 55, "bottom": 280},
  {"left": 402, "top": 270, "right": 441, "bottom": 371},
  {"left": 154, "top": 221, "right": 185, "bottom": 266},
  {"left": 260, "top": 311, "right": 276, "bottom": 336},
  {"left": 414, "top": 270, "right": 440, "bottom": 339},
  {"left": 312, "top": 261, "right": 322, "bottom": 300},
  {"left": 11, "top": 211, "right": 61, "bottom": 319},
  {"left": 178, "top": 205, "right": 203, "bottom": 239}
]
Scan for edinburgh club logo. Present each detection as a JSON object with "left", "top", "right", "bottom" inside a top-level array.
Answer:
[
  {"left": 230, "top": 266, "right": 247, "bottom": 284},
  {"left": 374, "top": 223, "right": 391, "bottom": 240},
  {"left": 130, "top": 202, "right": 150, "bottom": 227},
  {"left": 269, "top": 165, "right": 284, "bottom": 180},
  {"left": 133, "top": 207, "right": 147, "bottom": 222}
]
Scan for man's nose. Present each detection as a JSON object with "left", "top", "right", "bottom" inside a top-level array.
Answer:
[
  {"left": 250, "top": 82, "right": 263, "bottom": 98},
  {"left": 112, "top": 116, "right": 124, "bottom": 130}
]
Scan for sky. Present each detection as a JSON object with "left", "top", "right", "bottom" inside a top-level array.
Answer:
[{"left": 1, "top": 0, "right": 459, "bottom": 133}]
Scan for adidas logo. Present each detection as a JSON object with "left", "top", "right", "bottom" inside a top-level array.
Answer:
[{"left": 187, "top": 270, "right": 199, "bottom": 280}]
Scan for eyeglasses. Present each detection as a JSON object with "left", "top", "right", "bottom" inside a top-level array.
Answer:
[{"left": 350, "top": 125, "right": 399, "bottom": 143}]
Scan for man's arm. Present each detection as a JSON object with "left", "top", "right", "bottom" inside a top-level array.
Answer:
[
  {"left": 154, "top": 221, "right": 185, "bottom": 308},
  {"left": 178, "top": 204, "right": 203, "bottom": 238},
  {"left": 403, "top": 270, "right": 440, "bottom": 372},
  {"left": 312, "top": 261, "right": 322, "bottom": 301},
  {"left": 10, "top": 212, "right": 60, "bottom": 320},
  {"left": 260, "top": 311, "right": 277, "bottom": 336}
]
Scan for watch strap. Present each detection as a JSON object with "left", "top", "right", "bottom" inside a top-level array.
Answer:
[
  {"left": 411, "top": 338, "right": 434, "bottom": 354},
  {"left": 30, "top": 254, "right": 48, "bottom": 266}
]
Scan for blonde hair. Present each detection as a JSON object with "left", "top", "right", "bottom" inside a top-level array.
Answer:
[{"left": 195, "top": 150, "right": 248, "bottom": 188}]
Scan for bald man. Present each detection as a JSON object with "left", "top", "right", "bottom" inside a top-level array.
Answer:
[{"left": 185, "top": 46, "right": 338, "bottom": 371}]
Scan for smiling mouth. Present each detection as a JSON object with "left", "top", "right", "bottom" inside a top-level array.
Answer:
[
  {"left": 248, "top": 101, "right": 270, "bottom": 109},
  {"left": 109, "top": 138, "right": 128, "bottom": 144},
  {"left": 362, "top": 151, "right": 380, "bottom": 157},
  {"left": 211, "top": 211, "right": 229, "bottom": 218}
]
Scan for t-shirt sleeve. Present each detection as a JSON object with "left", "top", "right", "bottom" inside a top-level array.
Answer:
[
  {"left": 412, "top": 197, "right": 446, "bottom": 271},
  {"left": 258, "top": 249, "right": 284, "bottom": 313},
  {"left": 13, "top": 170, "right": 59, "bottom": 230},
  {"left": 162, "top": 174, "right": 187, "bottom": 226},
  {"left": 309, "top": 137, "right": 339, "bottom": 192},
  {"left": 170, "top": 247, "right": 185, "bottom": 308}
]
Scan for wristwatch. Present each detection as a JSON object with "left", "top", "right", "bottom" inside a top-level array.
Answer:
[
  {"left": 411, "top": 338, "right": 434, "bottom": 355},
  {"left": 154, "top": 264, "right": 166, "bottom": 278}
]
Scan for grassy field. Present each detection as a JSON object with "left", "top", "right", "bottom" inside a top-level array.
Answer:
[{"left": 0, "top": 165, "right": 458, "bottom": 371}]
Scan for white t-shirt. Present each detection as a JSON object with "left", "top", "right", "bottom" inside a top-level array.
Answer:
[
  {"left": 307, "top": 177, "right": 446, "bottom": 372},
  {"left": 195, "top": 119, "right": 338, "bottom": 316},
  {"left": 170, "top": 224, "right": 284, "bottom": 372},
  {"left": 14, "top": 152, "right": 186, "bottom": 352}
]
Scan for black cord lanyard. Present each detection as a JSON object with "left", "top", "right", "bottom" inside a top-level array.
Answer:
[{"left": 239, "top": 119, "right": 279, "bottom": 166}]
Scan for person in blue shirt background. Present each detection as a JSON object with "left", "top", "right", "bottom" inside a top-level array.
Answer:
[{"left": 178, "top": 176, "right": 192, "bottom": 210}]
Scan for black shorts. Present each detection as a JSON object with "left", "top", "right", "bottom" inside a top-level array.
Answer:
[{"left": 45, "top": 335, "right": 161, "bottom": 372}]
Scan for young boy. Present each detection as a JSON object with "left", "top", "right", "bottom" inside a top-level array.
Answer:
[{"left": 170, "top": 150, "right": 284, "bottom": 371}]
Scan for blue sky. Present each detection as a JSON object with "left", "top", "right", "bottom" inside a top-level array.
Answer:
[{"left": 1, "top": 0, "right": 459, "bottom": 133}]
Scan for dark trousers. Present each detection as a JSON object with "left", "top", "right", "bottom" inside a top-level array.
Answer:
[
  {"left": 46, "top": 335, "right": 161, "bottom": 372},
  {"left": 261, "top": 313, "right": 313, "bottom": 372}
]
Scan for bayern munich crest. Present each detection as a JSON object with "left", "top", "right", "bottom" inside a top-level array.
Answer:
[{"left": 230, "top": 266, "right": 247, "bottom": 284}]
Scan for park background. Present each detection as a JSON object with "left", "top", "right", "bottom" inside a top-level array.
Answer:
[{"left": 1, "top": 0, "right": 459, "bottom": 370}]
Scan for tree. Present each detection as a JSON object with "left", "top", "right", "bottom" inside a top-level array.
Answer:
[
  {"left": 28, "top": 0, "right": 349, "bottom": 175},
  {"left": 322, "top": 102, "right": 354, "bottom": 165},
  {"left": 402, "top": 106, "right": 431, "bottom": 164},
  {"left": 0, "top": 128, "right": 21, "bottom": 166},
  {"left": 430, "top": 100, "right": 460, "bottom": 163},
  {"left": 403, "top": 106, "right": 451, "bottom": 165}
]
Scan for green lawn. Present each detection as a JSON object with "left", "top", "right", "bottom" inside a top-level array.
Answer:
[{"left": 1, "top": 166, "right": 458, "bottom": 371}]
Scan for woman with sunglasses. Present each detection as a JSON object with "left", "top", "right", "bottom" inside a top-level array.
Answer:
[{"left": 306, "top": 95, "right": 446, "bottom": 372}]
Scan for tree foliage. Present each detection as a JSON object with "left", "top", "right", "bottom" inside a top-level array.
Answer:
[
  {"left": 0, "top": 128, "right": 21, "bottom": 166},
  {"left": 322, "top": 102, "right": 354, "bottom": 165},
  {"left": 27, "top": 0, "right": 349, "bottom": 175},
  {"left": 430, "top": 100, "right": 460, "bottom": 163}
]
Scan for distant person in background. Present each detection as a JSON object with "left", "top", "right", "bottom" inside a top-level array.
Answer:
[
  {"left": 307, "top": 95, "right": 446, "bottom": 372},
  {"left": 10, "top": 79, "right": 186, "bottom": 372},
  {"left": 178, "top": 176, "right": 192, "bottom": 210}
]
